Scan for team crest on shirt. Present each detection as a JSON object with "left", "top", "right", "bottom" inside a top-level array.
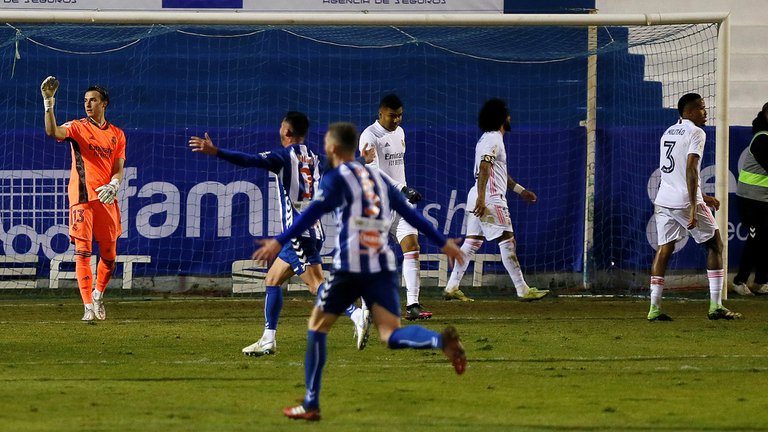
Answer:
[{"left": 112, "top": 136, "right": 117, "bottom": 145}]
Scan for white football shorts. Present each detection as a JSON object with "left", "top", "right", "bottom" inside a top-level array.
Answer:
[
  {"left": 465, "top": 186, "right": 513, "bottom": 241},
  {"left": 388, "top": 204, "right": 419, "bottom": 244},
  {"left": 654, "top": 203, "right": 718, "bottom": 245}
]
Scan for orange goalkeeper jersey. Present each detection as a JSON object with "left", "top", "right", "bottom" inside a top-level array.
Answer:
[{"left": 60, "top": 117, "right": 126, "bottom": 207}]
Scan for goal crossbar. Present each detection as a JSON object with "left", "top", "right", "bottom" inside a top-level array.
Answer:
[{"left": 0, "top": 11, "right": 729, "bottom": 27}]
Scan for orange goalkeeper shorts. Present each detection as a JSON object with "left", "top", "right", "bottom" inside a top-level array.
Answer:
[{"left": 69, "top": 200, "right": 122, "bottom": 244}]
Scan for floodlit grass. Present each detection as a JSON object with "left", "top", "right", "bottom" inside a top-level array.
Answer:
[{"left": 1, "top": 296, "right": 767, "bottom": 431}]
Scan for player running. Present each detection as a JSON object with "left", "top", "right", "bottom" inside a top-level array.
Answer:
[
  {"left": 253, "top": 122, "right": 467, "bottom": 421},
  {"left": 42, "top": 76, "right": 125, "bottom": 322},
  {"left": 189, "top": 112, "right": 370, "bottom": 356},
  {"left": 359, "top": 94, "right": 430, "bottom": 320},
  {"left": 647, "top": 93, "right": 742, "bottom": 321},
  {"left": 443, "top": 98, "right": 549, "bottom": 302}
]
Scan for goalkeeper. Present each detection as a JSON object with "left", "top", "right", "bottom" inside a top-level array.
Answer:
[{"left": 41, "top": 76, "right": 125, "bottom": 322}]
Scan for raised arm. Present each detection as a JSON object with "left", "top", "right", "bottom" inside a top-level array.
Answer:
[
  {"left": 189, "top": 132, "right": 280, "bottom": 171},
  {"left": 41, "top": 76, "right": 67, "bottom": 140}
]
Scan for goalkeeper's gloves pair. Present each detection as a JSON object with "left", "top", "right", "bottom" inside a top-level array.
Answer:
[
  {"left": 401, "top": 186, "right": 422, "bottom": 204},
  {"left": 95, "top": 179, "right": 120, "bottom": 205},
  {"left": 40, "top": 76, "right": 60, "bottom": 112}
]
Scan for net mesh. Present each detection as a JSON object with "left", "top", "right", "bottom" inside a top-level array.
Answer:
[{"left": 0, "top": 21, "right": 719, "bottom": 292}]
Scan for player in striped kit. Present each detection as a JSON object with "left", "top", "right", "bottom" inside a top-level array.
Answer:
[
  {"left": 359, "top": 94, "right": 431, "bottom": 320},
  {"left": 253, "top": 122, "right": 466, "bottom": 421},
  {"left": 648, "top": 93, "right": 741, "bottom": 321},
  {"left": 443, "top": 98, "right": 549, "bottom": 302},
  {"left": 42, "top": 76, "right": 125, "bottom": 322},
  {"left": 189, "top": 112, "right": 369, "bottom": 356}
]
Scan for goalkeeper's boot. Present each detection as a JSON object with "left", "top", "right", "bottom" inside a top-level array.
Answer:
[
  {"left": 405, "top": 303, "right": 432, "bottom": 321},
  {"left": 81, "top": 307, "right": 96, "bottom": 323},
  {"left": 444, "top": 289, "right": 474, "bottom": 302},
  {"left": 93, "top": 297, "right": 106, "bottom": 321},
  {"left": 283, "top": 404, "right": 321, "bottom": 421},
  {"left": 242, "top": 338, "right": 276, "bottom": 357},
  {"left": 441, "top": 326, "right": 466, "bottom": 375},
  {"left": 519, "top": 287, "right": 550, "bottom": 302},
  {"left": 647, "top": 305, "right": 673, "bottom": 321},
  {"left": 353, "top": 305, "right": 371, "bottom": 351},
  {"left": 708, "top": 305, "right": 743, "bottom": 321}
]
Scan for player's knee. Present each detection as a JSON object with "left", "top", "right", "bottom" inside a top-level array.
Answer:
[
  {"left": 706, "top": 236, "right": 723, "bottom": 255},
  {"left": 99, "top": 242, "right": 117, "bottom": 261}
]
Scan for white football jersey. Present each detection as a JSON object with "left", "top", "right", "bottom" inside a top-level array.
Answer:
[
  {"left": 359, "top": 120, "right": 407, "bottom": 189},
  {"left": 654, "top": 119, "right": 706, "bottom": 209},
  {"left": 473, "top": 131, "right": 508, "bottom": 197}
]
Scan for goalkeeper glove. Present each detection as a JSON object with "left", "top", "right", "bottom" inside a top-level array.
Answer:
[
  {"left": 40, "top": 76, "right": 60, "bottom": 111},
  {"left": 95, "top": 179, "right": 119, "bottom": 205},
  {"left": 401, "top": 186, "right": 422, "bottom": 204}
]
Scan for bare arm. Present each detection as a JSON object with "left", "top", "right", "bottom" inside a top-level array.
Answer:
[
  {"left": 41, "top": 77, "right": 67, "bottom": 140},
  {"left": 506, "top": 176, "right": 537, "bottom": 203},
  {"left": 473, "top": 161, "right": 491, "bottom": 217},
  {"left": 111, "top": 158, "right": 125, "bottom": 183},
  {"left": 686, "top": 153, "right": 700, "bottom": 229}
]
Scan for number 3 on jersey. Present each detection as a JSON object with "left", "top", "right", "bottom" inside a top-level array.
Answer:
[{"left": 661, "top": 141, "right": 676, "bottom": 173}]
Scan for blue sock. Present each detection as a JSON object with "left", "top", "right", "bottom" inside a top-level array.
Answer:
[
  {"left": 264, "top": 286, "right": 283, "bottom": 330},
  {"left": 387, "top": 326, "right": 441, "bottom": 349},
  {"left": 303, "top": 330, "right": 327, "bottom": 410},
  {"left": 343, "top": 304, "right": 357, "bottom": 317}
]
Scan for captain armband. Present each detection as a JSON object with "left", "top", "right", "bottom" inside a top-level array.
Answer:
[{"left": 481, "top": 154, "right": 495, "bottom": 164}]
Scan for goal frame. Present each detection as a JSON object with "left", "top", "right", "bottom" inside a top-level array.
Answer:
[{"left": 0, "top": 10, "right": 731, "bottom": 292}]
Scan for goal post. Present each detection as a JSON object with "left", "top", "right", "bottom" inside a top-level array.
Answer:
[{"left": 0, "top": 11, "right": 730, "bottom": 293}]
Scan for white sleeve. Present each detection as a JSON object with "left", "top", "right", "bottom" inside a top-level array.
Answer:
[{"left": 687, "top": 128, "right": 705, "bottom": 158}]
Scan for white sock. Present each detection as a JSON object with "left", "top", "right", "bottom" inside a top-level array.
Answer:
[
  {"left": 498, "top": 238, "right": 529, "bottom": 296},
  {"left": 350, "top": 307, "right": 363, "bottom": 324},
  {"left": 445, "top": 239, "right": 483, "bottom": 293},
  {"left": 403, "top": 251, "right": 420, "bottom": 305},
  {"left": 707, "top": 269, "right": 724, "bottom": 307},
  {"left": 261, "top": 329, "right": 276, "bottom": 342},
  {"left": 92, "top": 289, "right": 103, "bottom": 301},
  {"left": 650, "top": 276, "right": 664, "bottom": 308}
]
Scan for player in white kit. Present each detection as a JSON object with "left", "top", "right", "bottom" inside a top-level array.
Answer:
[
  {"left": 359, "top": 94, "right": 431, "bottom": 320},
  {"left": 443, "top": 98, "right": 549, "bottom": 302},
  {"left": 648, "top": 93, "right": 741, "bottom": 321}
]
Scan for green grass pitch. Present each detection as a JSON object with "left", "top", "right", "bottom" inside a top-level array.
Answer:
[{"left": 1, "top": 296, "right": 767, "bottom": 431}]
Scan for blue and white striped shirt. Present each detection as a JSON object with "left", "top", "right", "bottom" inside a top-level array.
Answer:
[
  {"left": 217, "top": 144, "right": 323, "bottom": 241},
  {"left": 276, "top": 160, "right": 446, "bottom": 274}
]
